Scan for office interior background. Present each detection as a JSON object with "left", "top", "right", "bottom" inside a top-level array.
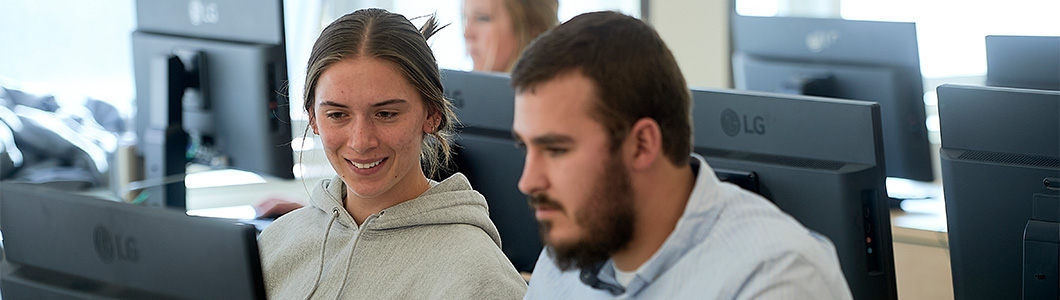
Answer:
[
  {"left": 0, "top": 0, "right": 1058, "bottom": 299},
  {"left": 1, "top": 0, "right": 1057, "bottom": 171},
  {"left": 2, "top": 0, "right": 1058, "bottom": 144}
]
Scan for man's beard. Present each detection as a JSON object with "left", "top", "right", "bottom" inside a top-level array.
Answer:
[{"left": 527, "top": 155, "right": 635, "bottom": 271}]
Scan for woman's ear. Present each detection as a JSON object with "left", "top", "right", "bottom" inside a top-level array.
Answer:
[
  {"left": 309, "top": 112, "right": 319, "bottom": 135},
  {"left": 423, "top": 111, "right": 441, "bottom": 134}
]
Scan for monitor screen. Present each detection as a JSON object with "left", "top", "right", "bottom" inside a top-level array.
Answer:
[
  {"left": 690, "top": 87, "right": 896, "bottom": 300},
  {"left": 731, "top": 15, "right": 933, "bottom": 182},
  {"left": 985, "top": 35, "right": 1060, "bottom": 91},
  {"left": 440, "top": 69, "right": 542, "bottom": 272},
  {"left": 937, "top": 84, "right": 1060, "bottom": 300},
  {"left": 0, "top": 182, "right": 265, "bottom": 299},
  {"left": 131, "top": 0, "right": 294, "bottom": 208}
]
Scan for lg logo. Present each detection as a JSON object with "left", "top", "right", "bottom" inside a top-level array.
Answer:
[
  {"left": 188, "top": 0, "right": 220, "bottom": 26},
  {"left": 94, "top": 226, "right": 140, "bottom": 263},
  {"left": 720, "top": 109, "right": 766, "bottom": 137},
  {"left": 806, "top": 29, "right": 840, "bottom": 53}
]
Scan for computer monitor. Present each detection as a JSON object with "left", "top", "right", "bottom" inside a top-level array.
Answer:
[
  {"left": 937, "top": 84, "right": 1060, "bottom": 300},
  {"left": 0, "top": 182, "right": 265, "bottom": 299},
  {"left": 986, "top": 35, "right": 1060, "bottom": 91},
  {"left": 731, "top": 15, "right": 933, "bottom": 182},
  {"left": 131, "top": 0, "right": 294, "bottom": 209},
  {"left": 440, "top": 69, "right": 541, "bottom": 272},
  {"left": 690, "top": 87, "right": 896, "bottom": 300}
]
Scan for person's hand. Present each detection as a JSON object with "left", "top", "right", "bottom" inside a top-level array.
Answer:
[{"left": 254, "top": 196, "right": 305, "bottom": 219}]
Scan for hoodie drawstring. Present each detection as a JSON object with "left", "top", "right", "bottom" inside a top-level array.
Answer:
[
  {"left": 334, "top": 212, "right": 380, "bottom": 300},
  {"left": 304, "top": 208, "right": 340, "bottom": 300}
]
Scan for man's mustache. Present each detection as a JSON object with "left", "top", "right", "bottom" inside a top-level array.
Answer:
[{"left": 527, "top": 193, "right": 563, "bottom": 212}]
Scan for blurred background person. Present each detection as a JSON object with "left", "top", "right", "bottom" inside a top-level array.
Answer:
[{"left": 463, "top": 0, "right": 558, "bottom": 72}]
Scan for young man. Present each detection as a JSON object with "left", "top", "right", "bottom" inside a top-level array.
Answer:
[{"left": 511, "top": 11, "right": 854, "bottom": 299}]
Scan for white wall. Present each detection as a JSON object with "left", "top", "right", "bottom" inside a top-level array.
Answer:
[{"left": 650, "top": 0, "right": 732, "bottom": 89}]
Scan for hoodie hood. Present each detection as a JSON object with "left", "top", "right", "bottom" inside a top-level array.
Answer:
[{"left": 308, "top": 173, "right": 503, "bottom": 247}]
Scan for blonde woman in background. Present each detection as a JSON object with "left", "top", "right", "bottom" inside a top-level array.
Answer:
[{"left": 463, "top": 0, "right": 558, "bottom": 72}]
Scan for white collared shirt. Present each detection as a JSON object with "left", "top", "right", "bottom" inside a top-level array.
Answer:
[{"left": 523, "top": 154, "right": 853, "bottom": 299}]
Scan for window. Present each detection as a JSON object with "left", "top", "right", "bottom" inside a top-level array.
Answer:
[
  {"left": 841, "top": 0, "right": 1060, "bottom": 78},
  {"left": 0, "top": 1, "right": 136, "bottom": 114}
]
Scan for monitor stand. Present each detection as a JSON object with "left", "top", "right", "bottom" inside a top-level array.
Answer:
[
  {"left": 141, "top": 53, "right": 202, "bottom": 209},
  {"left": 1024, "top": 190, "right": 1059, "bottom": 300}
]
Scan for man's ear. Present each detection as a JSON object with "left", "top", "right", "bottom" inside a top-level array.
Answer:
[
  {"left": 309, "top": 112, "right": 319, "bottom": 135},
  {"left": 626, "top": 118, "right": 662, "bottom": 171}
]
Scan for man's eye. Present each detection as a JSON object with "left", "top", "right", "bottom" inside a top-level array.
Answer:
[
  {"left": 546, "top": 148, "right": 568, "bottom": 155},
  {"left": 377, "top": 111, "right": 398, "bottom": 119},
  {"left": 326, "top": 112, "right": 347, "bottom": 119}
]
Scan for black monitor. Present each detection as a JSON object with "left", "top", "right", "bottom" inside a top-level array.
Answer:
[
  {"left": 986, "top": 35, "right": 1060, "bottom": 91},
  {"left": 731, "top": 15, "right": 933, "bottom": 182},
  {"left": 131, "top": 0, "right": 294, "bottom": 209},
  {"left": 0, "top": 182, "right": 265, "bottom": 299},
  {"left": 690, "top": 87, "right": 896, "bottom": 300},
  {"left": 937, "top": 84, "right": 1060, "bottom": 300},
  {"left": 440, "top": 69, "right": 541, "bottom": 272}
]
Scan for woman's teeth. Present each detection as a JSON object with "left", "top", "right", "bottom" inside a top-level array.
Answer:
[{"left": 352, "top": 159, "right": 382, "bottom": 169}]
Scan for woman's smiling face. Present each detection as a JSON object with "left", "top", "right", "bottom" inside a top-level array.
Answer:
[{"left": 310, "top": 57, "right": 436, "bottom": 203}]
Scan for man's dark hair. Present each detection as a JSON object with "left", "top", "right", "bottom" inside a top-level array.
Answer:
[{"left": 510, "top": 11, "right": 692, "bottom": 165}]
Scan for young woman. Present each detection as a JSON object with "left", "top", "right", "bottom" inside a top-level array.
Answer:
[
  {"left": 463, "top": 0, "right": 558, "bottom": 72},
  {"left": 258, "top": 8, "right": 526, "bottom": 299}
]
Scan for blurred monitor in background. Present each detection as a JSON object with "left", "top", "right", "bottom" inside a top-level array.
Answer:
[
  {"left": 131, "top": 0, "right": 294, "bottom": 209},
  {"left": 985, "top": 35, "right": 1060, "bottom": 91},
  {"left": 731, "top": 15, "right": 933, "bottom": 183}
]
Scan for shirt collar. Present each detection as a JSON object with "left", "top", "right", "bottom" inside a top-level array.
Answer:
[{"left": 581, "top": 154, "right": 726, "bottom": 296}]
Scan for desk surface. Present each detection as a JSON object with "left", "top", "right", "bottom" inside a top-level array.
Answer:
[
  {"left": 890, "top": 204, "right": 949, "bottom": 249},
  {"left": 187, "top": 177, "right": 318, "bottom": 211},
  {"left": 886, "top": 177, "right": 949, "bottom": 249}
]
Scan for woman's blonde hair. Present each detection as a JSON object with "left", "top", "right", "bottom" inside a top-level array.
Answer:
[{"left": 502, "top": 0, "right": 559, "bottom": 71}]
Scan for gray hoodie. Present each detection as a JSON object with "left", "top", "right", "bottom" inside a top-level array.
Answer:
[{"left": 258, "top": 173, "right": 527, "bottom": 299}]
